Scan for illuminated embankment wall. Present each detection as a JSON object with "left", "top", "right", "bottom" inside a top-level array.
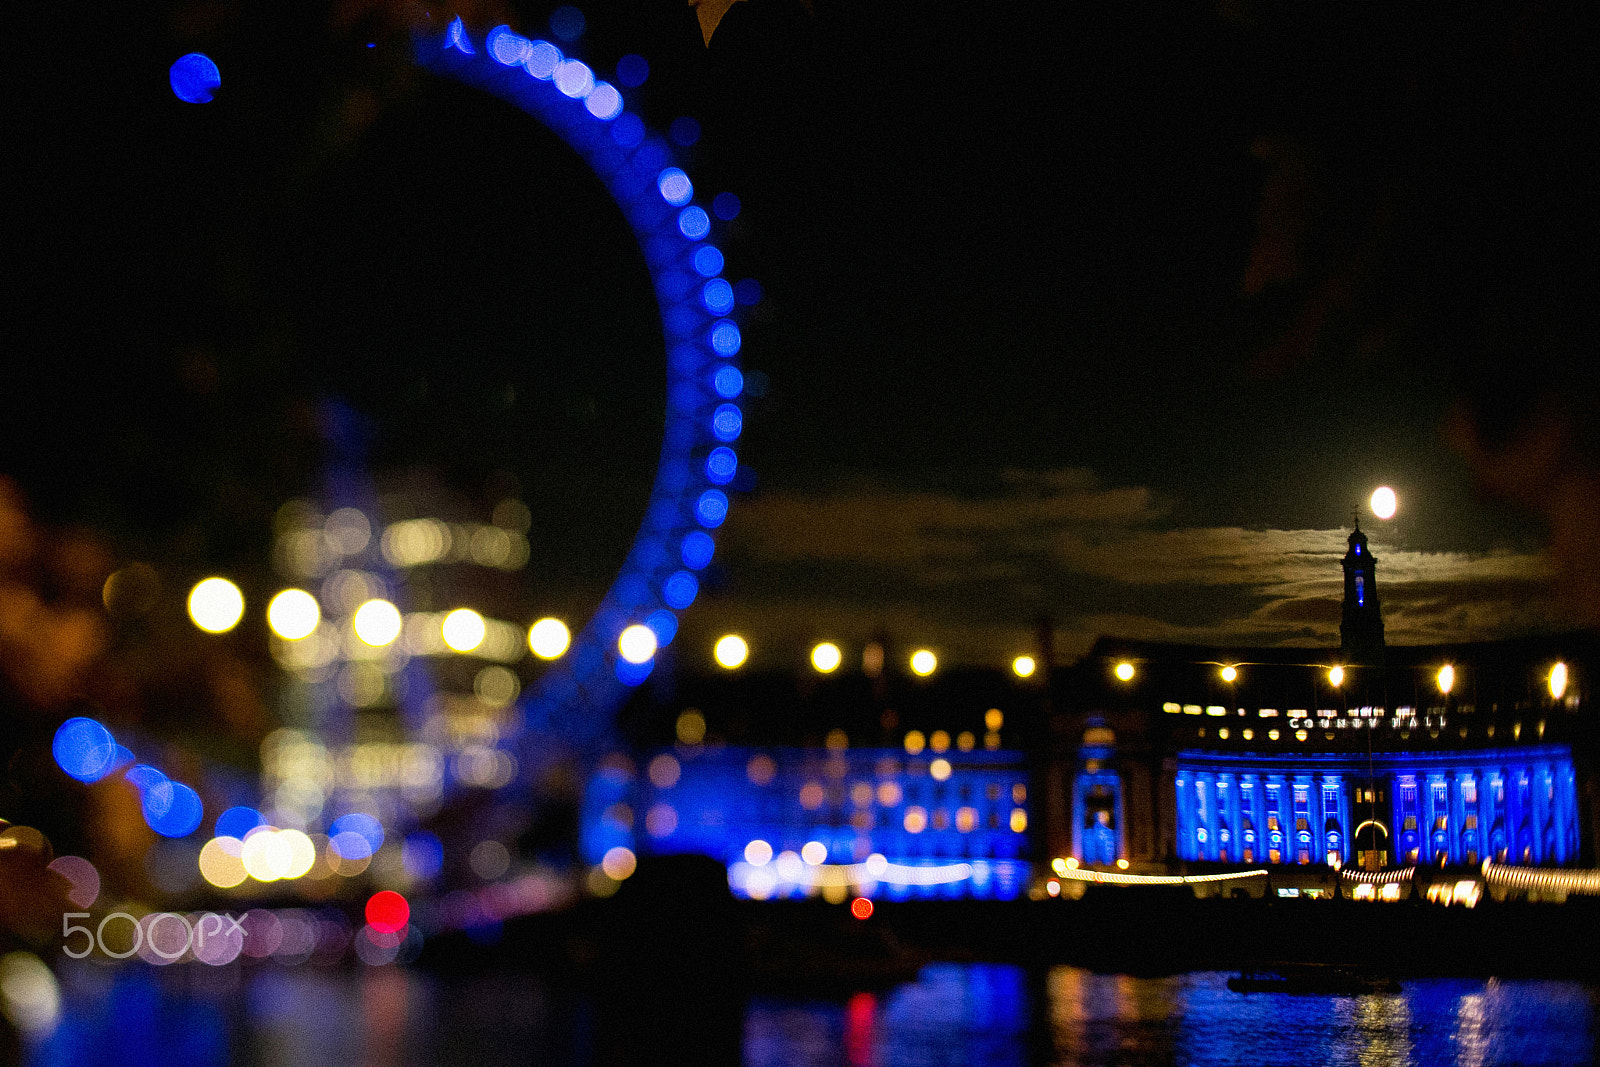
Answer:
[
  {"left": 1175, "top": 746, "right": 1580, "bottom": 867},
  {"left": 581, "top": 747, "right": 1033, "bottom": 900}
]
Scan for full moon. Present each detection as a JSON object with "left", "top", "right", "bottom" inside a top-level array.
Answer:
[{"left": 1370, "top": 486, "right": 1398, "bottom": 520}]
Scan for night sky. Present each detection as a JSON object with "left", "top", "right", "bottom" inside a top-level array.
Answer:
[{"left": 8, "top": 1, "right": 1595, "bottom": 672}]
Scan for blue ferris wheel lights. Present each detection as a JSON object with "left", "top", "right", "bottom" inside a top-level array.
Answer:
[
  {"left": 646, "top": 609, "right": 679, "bottom": 647},
  {"left": 663, "top": 570, "right": 699, "bottom": 609},
  {"left": 616, "top": 54, "right": 649, "bottom": 88},
  {"left": 421, "top": 22, "right": 750, "bottom": 707},
  {"left": 705, "top": 447, "right": 738, "bottom": 485},
  {"left": 678, "top": 206, "right": 712, "bottom": 240},
  {"left": 611, "top": 112, "right": 645, "bottom": 147},
  {"left": 554, "top": 59, "right": 595, "bottom": 98},
  {"left": 669, "top": 116, "right": 702, "bottom": 147},
  {"left": 445, "top": 17, "right": 476, "bottom": 54},
  {"left": 525, "top": 40, "right": 562, "bottom": 80},
  {"left": 697, "top": 490, "right": 730, "bottom": 528},
  {"left": 657, "top": 168, "right": 693, "bottom": 206},
  {"left": 486, "top": 25, "right": 532, "bottom": 66},
  {"left": 713, "top": 367, "right": 744, "bottom": 400},
  {"left": 702, "top": 278, "right": 736, "bottom": 315},
  {"left": 693, "top": 245, "right": 725, "bottom": 277},
  {"left": 585, "top": 82, "right": 623, "bottom": 120},
  {"left": 710, "top": 320, "right": 742, "bottom": 356},
  {"left": 549, "top": 6, "right": 586, "bottom": 42},
  {"left": 681, "top": 531, "right": 715, "bottom": 569},
  {"left": 711, "top": 404, "right": 743, "bottom": 442},
  {"left": 615, "top": 657, "right": 654, "bottom": 686}
]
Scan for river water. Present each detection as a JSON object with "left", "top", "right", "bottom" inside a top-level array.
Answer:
[{"left": 22, "top": 959, "right": 1598, "bottom": 1065}]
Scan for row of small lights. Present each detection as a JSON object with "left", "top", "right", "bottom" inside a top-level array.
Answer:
[
  {"left": 190, "top": 576, "right": 1048, "bottom": 676},
  {"left": 1110, "top": 659, "right": 1571, "bottom": 699}
]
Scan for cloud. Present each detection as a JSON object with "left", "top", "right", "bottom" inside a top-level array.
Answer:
[{"left": 716, "top": 470, "right": 1574, "bottom": 663}]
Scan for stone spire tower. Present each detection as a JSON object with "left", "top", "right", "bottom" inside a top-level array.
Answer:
[{"left": 1340, "top": 520, "right": 1385, "bottom": 664}]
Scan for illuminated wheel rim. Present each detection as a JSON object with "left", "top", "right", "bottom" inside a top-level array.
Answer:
[{"left": 417, "top": 21, "right": 745, "bottom": 752}]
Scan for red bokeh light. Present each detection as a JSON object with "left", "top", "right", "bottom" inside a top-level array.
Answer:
[
  {"left": 365, "top": 890, "right": 410, "bottom": 933},
  {"left": 849, "top": 896, "right": 874, "bottom": 920}
]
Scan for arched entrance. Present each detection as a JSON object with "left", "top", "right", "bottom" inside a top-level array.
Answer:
[{"left": 1353, "top": 820, "right": 1390, "bottom": 870}]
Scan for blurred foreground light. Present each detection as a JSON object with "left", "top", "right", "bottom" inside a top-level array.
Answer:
[
  {"left": 365, "top": 891, "right": 410, "bottom": 934},
  {"left": 0, "top": 951, "right": 60, "bottom": 1038},
  {"left": 929, "top": 758, "right": 952, "bottom": 781},
  {"left": 46, "top": 856, "right": 100, "bottom": 909},
  {"left": 169, "top": 52, "right": 220, "bottom": 103},
  {"left": 903, "top": 730, "right": 925, "bottom": 755},
  {"left": 52, "top": 717, "right": 116, "bottom": 783},
  {"left": 714, "top": 634, "right": 748, "bottom": 669},
  {"left": 1013, "top": 655, "right": 1037, "bottom": 678},
  {"left": 267, "top": 589, "right": 321, "bottom": 640},
  {"left": 618, "top": 624, "right": 657, "bottom": 664},
  {"left": 188, "top": 577, "right": 244, "bottom": 633},
  {"left": 353, "top": 599, "right": 402, "bottom": 647},
  {"left": 1550, "top": 661, "right": 1569, "bottom": 700},
  {"left": 528, "top": 617, "right": 571, "bottom": 659},
  {"left": 601, "top": 846, "right": 637, "bottom": 880},
  {"left": 442, "top": 608, "right": 487, "bottom": 652},
  {"left": 811, "top": 642, "right": 842, "bottom": 673},
  {"left": 1113, "top": 661, "right": 1134, "bottom": 681},
  {"left": 800, "top": 841, "right": 827, "bottom": 865},
  {"left": 199, "top": 836, "right": 248, "bottom": 889},
  {"left": 850, "top": 897, "right": 874, "bottom": 920},
  {"left": 1437, "top": 664, "right": 1455, "bottom": 695},
  {"left": 909, "top": 649, "right": 937, "bottom": 676},
  {"left": 744, "top": 839, "right": 773, "bottom": 865},
  {"left": 675, "top": 709, "right": 707, "bottom": 745},
  {"left": 1370, "top": 486, "right": 1398, "bottom": 520},
  {"left": 1328, "top": 665, "right": 1345, "bottom": 687}
]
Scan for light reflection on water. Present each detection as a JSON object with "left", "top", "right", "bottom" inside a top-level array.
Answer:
[{"left": 23, "top": 961, "right": 1599, "bottom": 1066}]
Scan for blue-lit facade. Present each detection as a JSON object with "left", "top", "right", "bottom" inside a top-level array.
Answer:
[
  {"left": 1175, "top": 746, "right": 1581, "bottom": 868},
  {"left": 582, "top": 746, "right": 1033, "bottom": 900}
]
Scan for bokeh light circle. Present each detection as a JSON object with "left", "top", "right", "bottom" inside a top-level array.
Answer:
[
  {"left": 188, "top": 577, "right": 244, "bottom": 633},
  {"left": 811, "top": 642, "right": 842, "bottom": 673},
  {"left": 267, "top": 589, "right": 321, "bottom": 640},
  {"left": 365, "top": 891, "right": 411, "bottom": 934},
  {"left": 713, "top": 634, "right": 748, "bottom": 669},
  {"left": 52, "top": 718, "right": 116, "bottom": 783},
  {"left": 528, "top": 617, "right": 571, "bottom": 659},
  {"left": 421, "top": 22, "right": 747, "bottom": 747},
  {"left": 352, "top": 599, "right": 402, "bottom": 647},
  {"left": 170, "top": 53, "right": 221, "bottom": 103}
]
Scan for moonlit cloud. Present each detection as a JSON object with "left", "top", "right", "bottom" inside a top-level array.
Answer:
[{"left": 714, "top": 469, "right": 1573, "bottom": 663}]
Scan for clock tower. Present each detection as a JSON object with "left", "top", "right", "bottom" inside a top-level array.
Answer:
[{"left": 1340, "top": 521, "right": 1386, "bottom": 665}]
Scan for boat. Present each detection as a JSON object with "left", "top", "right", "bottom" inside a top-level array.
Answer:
[{"left": 1227, "top": 962, "right": 1401, "bottom": 995}]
